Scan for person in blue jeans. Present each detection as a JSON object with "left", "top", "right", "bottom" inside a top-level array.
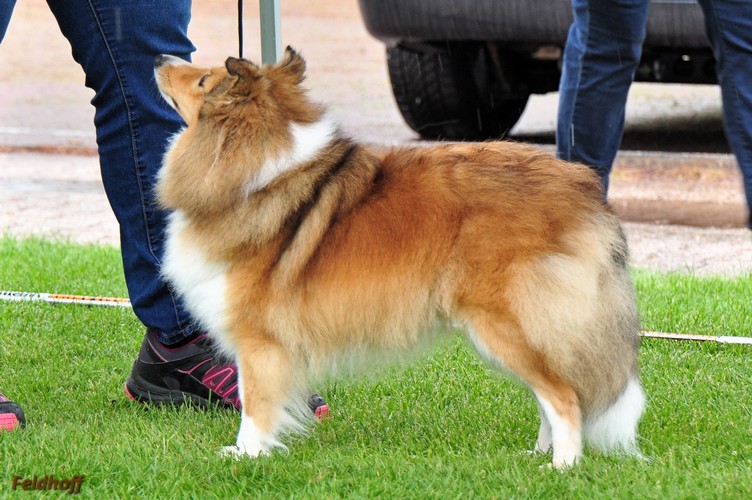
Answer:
[
  {"left": 0, "top": 0, "right": 328, "bottom": 418},
  {"left": 557, "top": 0, "right": 752, "bottom": 230}
]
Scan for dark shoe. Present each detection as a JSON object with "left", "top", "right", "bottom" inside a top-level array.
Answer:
[
  {"left": 125, "top": 328, "right": 329, "bottom": 418},
  {"left": 0, "top": 392, "right": 25, "bottom": 431},
  {"left": 125, "top": 328, "right": 240, "bottom": 410}
]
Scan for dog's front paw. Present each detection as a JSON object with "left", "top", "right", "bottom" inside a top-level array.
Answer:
[
  {"left": 219, "top": 444, "right": 267, "bottom": 459},
  {"left": 219, "top": 445, "right": 244, "bottom": 459}
]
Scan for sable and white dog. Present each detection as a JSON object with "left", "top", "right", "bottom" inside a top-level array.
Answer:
[{"left": 153, "top": 48, "right": 645, "bottom": 468}]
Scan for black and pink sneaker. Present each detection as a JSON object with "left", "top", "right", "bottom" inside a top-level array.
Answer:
[
  {"left": 0, "top": 392, "right": 25, "bottom": 431},
  {"left": 125, "top": 329, "right": 329, "bottom": 418},
  {"left": 125, "top": 328, "right": 242, "bottom": 410}
]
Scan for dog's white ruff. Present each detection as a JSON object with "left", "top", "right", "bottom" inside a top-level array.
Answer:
[{"left": 245, "top": 117, "right": 338, "bottom": 194}]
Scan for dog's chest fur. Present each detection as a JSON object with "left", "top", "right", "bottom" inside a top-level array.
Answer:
[{"left": 162, "top": 211, "right": 233, "bottom": 352}]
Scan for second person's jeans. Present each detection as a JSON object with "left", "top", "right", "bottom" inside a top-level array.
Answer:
[{"left": 557, "top": 0, "right": 752, "bottom": 228}]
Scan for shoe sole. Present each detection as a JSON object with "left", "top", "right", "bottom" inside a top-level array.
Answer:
[{"left": 124, "top": 380, "right": 232, "bottom": 410}]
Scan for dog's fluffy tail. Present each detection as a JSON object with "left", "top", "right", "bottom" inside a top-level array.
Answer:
[{"left": 584, "top": 377, "right": 645, "bottom": 456}]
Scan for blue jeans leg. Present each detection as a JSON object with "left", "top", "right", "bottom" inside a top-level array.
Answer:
[
  {"left": 557, "top": 0, "right": 650, "bottom": 193},
  {"left": 698, "top": 0, "right": 752, "bottom": 228},
  {"left": 0, "top": 0, "right": 14, "bottom": 42},
  {"left": 46, "top": 0, "right": 199, "bottom": 343}
]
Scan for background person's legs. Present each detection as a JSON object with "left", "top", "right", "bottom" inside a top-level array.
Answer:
[
  {"left": 557, "top": 0, "right": 650, "bottom": 193},
  {"left": 697, "top": 0, "right": 752, "bottom": 228}
]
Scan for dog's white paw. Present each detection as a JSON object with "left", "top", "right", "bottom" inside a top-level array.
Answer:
[
  {"left": 219, "top": 445, "right": 245, "bottom": 459},
  {"left": 220, "top": 414, "right": 279, "bottom": 459},
  {"left": 219, "top": 444, "right": 267, "bottom": 459},
  {"left": 550, "top": 453, "right": 581, "bottom": 470}
]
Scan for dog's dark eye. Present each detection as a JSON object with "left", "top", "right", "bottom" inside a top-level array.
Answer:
[{"left": 198, "top": 75, "right": 208, "bottom": 88}]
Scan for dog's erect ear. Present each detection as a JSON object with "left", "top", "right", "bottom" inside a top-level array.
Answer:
[
  {"left": 279, "top": 46, "right": 306, "bottom": 83},
  {"left": 225, "top": 57, "right": 262, "bottom": 96},
  {"left": 225, "top": 57, "right": 260, "bottom": 78}
]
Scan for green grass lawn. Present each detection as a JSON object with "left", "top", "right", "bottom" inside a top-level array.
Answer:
[{"left": 1, "top": 236, "right": 751, "bottom": 498}]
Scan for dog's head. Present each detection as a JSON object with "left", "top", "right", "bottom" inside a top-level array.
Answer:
[
  {"left": 153, "top": 48, "right": 333, "bottom": 216},
  {"left": 154, "top": 47, "right": 320, "bottom": 128}
]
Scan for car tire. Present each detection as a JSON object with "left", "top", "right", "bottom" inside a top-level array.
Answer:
[{"left": 386, "top": 43, "right": 529, "bottom": 140}]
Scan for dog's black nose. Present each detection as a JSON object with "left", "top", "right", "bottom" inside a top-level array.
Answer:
[{"left": 154, "top": 54, "right": 167, "bottom": 68}]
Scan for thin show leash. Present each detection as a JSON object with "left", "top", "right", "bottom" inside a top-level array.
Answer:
[
  {"left": 1, "top": 290, "right": 750, "bottom": 345},
  {"left": 238, "top": 0, "right": 243, "bottom": 59}
]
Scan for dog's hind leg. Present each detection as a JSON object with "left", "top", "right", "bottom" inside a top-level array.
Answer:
[
  {"left": 532, "top": 392, "right": 582, "bottom": 468},
  {"left": 223, "top": 331, "right": 299, "bottom": 458},
  {"left": 465, "top": 311, "right": 582, "bottom": 468},
  {"left": 534, "top": 401, "right": 553, "bottom": 454}
]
